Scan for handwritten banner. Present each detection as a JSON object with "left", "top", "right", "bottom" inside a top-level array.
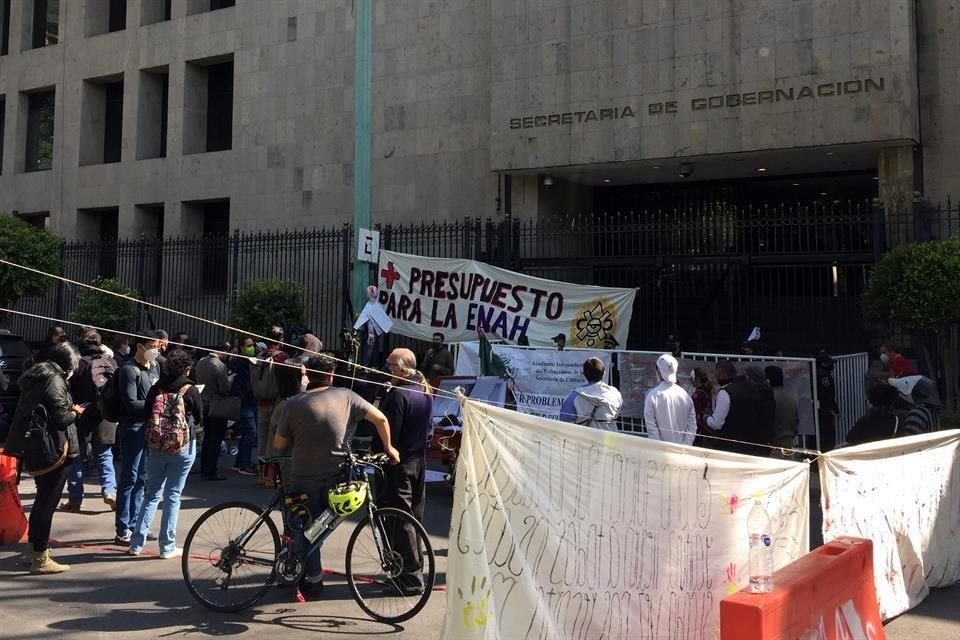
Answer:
[
  {"left": 455, "top": 343, "right": 610, "bottom": 420},
  {"left": 443, "top": 399, "right": 810, "bottom": 639},
  {"left": 377, "top": 250, "right": 636, "bottom": 347},
  {"left": 820, "top": 431, "right": 960, "bottom": 620}
]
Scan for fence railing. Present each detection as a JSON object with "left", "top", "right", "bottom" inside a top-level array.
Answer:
[{"left": 6, "top": 198, "right": 959, "bottom": 350}]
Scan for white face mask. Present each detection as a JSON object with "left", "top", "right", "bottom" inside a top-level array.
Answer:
[
  {"left": 880, "top": 353, "right": 890, "bottom": 364},
  {"left": 119, "top": 346, "right": 131, "bottom": 356},
  {"left": 300, "top": 376, "right": 310, "bottom": 392},
  {"left": 144, "top": 348, "right": 160, "bottom": 363}
]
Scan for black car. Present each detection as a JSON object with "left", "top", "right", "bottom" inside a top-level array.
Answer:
[{"left": 0, "top": 332, "right": 33, "bottom": 442}]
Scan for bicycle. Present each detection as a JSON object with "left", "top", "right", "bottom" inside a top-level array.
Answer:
[{"left": 181, "top": 451, "right": 436, "bottom": 623}]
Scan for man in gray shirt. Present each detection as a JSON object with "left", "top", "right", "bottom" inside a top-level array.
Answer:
[{"left": 274, "top": 355, "right": 398, "bottom": 599}]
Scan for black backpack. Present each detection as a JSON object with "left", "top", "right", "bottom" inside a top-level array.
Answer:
[
  {"left": 10, "top": 405, "right": 67, "bottom": 477},
  {"left": 73, "top": 354, "right": 116, "bottom": 406}
]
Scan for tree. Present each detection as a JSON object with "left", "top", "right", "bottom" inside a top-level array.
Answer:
[
  {"left": 0, "top": 213, "right": 63, "bottom": 311},
  {"left": 864, "top": 239, "right": 960, "bottom": 411},
  {"left": 71, "top": 277, "right": 141, "bottom": 336},
  {"left": 230, "top": 279, "right": 305, "bottom": 338}
]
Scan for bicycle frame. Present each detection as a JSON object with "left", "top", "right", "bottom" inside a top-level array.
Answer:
[
  {"left": 217, "top": 454, "right": 395, "bottom": 585},
  {"left": 303, "top": 459, "right": 387, "bottom": 560}
]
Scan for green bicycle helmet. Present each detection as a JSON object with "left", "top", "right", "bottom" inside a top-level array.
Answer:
[{"left": 328, "top": 481, "right": 368, "bottom": 516}]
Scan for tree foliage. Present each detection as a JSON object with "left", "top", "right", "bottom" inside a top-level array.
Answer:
[
  {"left": 865, "top": 239, "right": 960, "bottom": 330},
  {"left": 0, "top": 213, "right": 63, "bottom": 308},
  {"left": 865, "top": 239, "right": 960, "bottom": 412},
  {"left": 71, "top": 277, "right": 141, "bottom": 335},
  {"left": 230, "top": 279, "right": 305, "bottom": 338}
]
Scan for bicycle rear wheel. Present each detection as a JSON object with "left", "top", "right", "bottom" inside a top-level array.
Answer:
[
  {"left": 345, "top": 506, "right": 436, "bottom": 623},
  {"left": 182, "top": 501, "right": 280, "bottom": 613}
]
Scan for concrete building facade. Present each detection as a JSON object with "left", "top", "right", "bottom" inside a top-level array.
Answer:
[{"left": 0, "top": 0, "right": 956, "bottom": 241}]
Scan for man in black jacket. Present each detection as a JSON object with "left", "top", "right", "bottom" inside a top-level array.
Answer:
[{"left": 114, "top": 330, "right": 162, "bottom": 545}]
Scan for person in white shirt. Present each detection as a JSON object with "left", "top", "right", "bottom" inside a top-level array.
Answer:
[
  {"left": 559, "top": 358, "right": 623, "bottom": 431},
  {"left": 644, "top": 354, "right": 697, "bottom": 445}
]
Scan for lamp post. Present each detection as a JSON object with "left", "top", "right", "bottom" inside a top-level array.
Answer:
[{"left": 351, "top": 0, "right": 373, "bottom": 314}]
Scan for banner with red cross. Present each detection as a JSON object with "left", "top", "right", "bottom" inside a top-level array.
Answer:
[{"left": 377, "top": 250, "right": 636, "bottom": 347}]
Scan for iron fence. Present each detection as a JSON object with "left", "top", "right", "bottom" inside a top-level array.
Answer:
[{"left": 6, "top": 198, "right": 959, "bottom": 355}]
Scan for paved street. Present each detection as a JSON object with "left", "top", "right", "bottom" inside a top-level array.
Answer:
[
  {"left": 1, "top": 469, "right": 958, "bottom": 639},
  {"left": 0, "top": 470, "right": 450, "bottom": 639}
]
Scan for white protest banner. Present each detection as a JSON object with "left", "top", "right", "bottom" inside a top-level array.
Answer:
[
  {"left": 455, "top": 342, "right": 610, "bottom": 419},
  {"left": 377, "top": 250, "right": 636, "bottom": 347},
  {"left": 443, "top": 399, "right": 810, "bottom": 640},
  {"left": 820, "top": 430, "right": 960, "bottom": 620},
  {"left": 501, "top": 347, "right": 610, "bottom": 419}
]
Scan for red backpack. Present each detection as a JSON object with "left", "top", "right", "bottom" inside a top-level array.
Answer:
[{"left": 145, "top": 385, "right": 192, "bottom": 455}]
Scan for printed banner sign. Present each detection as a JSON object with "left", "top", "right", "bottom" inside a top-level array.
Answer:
[
  {"left": 618, "top": 354, "right": 817, "bottom": 436},
  {"left": 377, "top": 250, "right": 636, "bottom": 347},
  {"left": 443, "top": 399, "right": 810, "bottom": 639},
  {"left": 820, "top": 431, "right": 960, "bottom": 620},
  {"left": 455, "top": 343, "right": 610, "bottom": 419}
]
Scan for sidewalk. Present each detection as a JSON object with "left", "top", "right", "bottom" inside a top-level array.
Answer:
[{"left": 0, "top": 472, "right": 451, "bottom": 639}]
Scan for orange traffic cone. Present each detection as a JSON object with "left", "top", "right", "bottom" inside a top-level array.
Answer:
[{"left": 0, "top": 451, "right": 29, "bottom": 545}]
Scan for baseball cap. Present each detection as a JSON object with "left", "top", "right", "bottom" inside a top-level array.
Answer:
[{"left": 656, "top": 354, "right": 679, "bottom": 383}]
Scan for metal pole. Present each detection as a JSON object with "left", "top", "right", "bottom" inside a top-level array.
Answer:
[{"left": 351, "top": 0, "right": 373, "bottom": 312}]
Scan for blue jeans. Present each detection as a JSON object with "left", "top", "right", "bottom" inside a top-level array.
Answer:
[
  {"left": 295, "top": 492, "right": 328, "bottom": 580},
  {"left": 116, "top": 422, "right": 147, "bottom": 537},
  {"left": 66, "top": 442, "right": 117, "bottom": 505},
  {"left": 130, "top": 440, "right": 197, "bottom": 555},
  {"left": 234, "top": 407, "right": 257, "bottom": 468}
]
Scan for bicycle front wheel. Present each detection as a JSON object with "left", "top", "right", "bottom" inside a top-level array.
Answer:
[
  {"left": 182, "top": 501, "right": 280, "bottom": 613},
  {"left": 345, "top": 506, "right": 436, "bottom": 623}
]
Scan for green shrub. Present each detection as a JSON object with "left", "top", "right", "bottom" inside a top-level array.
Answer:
[
  {"left": 71, "top": 277, "right": 141, "bottom": 336},
  {"left": 230, "top": 279, "right": 305, "bottom": 338}
]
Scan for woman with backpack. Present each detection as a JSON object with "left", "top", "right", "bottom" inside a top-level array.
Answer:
[
  {"left": 6, "top": 341, "right": 85, "bottom": 574},
  {"left": 127, "top": 349, "right": 203, "bottom": 558}
]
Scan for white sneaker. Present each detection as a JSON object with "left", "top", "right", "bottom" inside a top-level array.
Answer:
[
  {"left": 159, "top": 547, "right": 183, "bottom": 559},
  {"left": 127, "top": 547, "right": 142, "bottom": 556}
]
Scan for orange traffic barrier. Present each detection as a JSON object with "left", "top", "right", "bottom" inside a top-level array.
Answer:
[
  {"left": 721, "top": 537, "right": 885, "bottom": 640},
  {"left": 0, "top": 450, "right": 28, "bottom": 545}
]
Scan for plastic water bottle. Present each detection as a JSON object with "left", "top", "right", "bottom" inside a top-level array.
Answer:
[
  {"left": 303, "top": 508, "right": 339, "bottom": 543},
  {"left": 748, "top": 501, "right": 774, "bottom": 593}
]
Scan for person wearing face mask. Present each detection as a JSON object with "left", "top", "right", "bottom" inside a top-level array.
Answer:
[
  {"left": 879, "top": 342, "right": 917, "bottom": 380},
  {"left": 113, "top": 330, "right": 163, "bottom": 546},
  {"left": 112, "top": 337, "right": 133, "bottom": 366},
  {"left": 228, "top": 338, "right": 259, "bottom": 475},
  {"left": 6, "top": 341, "right": 84, "bottom": 574}
]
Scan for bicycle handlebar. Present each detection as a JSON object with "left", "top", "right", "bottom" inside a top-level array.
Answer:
[{"left": 331, "top": 450, "right": 390, "bottom": 466}]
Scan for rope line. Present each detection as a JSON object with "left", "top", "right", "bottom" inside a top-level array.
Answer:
[
  {"left": 0, "top": 307, "right": 462, "bottom": 402},
  {"left": 0, "top": 258, "right": 824, "bottom": 457},
  {"left": 0, "top": 257, "right": 448, "bottom": 398}
]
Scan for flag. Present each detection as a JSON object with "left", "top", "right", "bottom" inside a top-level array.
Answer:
[{"left": 478, "top": 329, "right": 507, "bottom": 377}]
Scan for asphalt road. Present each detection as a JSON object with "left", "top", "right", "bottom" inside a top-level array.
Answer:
[
  {"left": 0, "top": 469, "right": 451, "bottom": 640},
  {"left": 1, "top": 468, "right": 957, "bottom": 639}
]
